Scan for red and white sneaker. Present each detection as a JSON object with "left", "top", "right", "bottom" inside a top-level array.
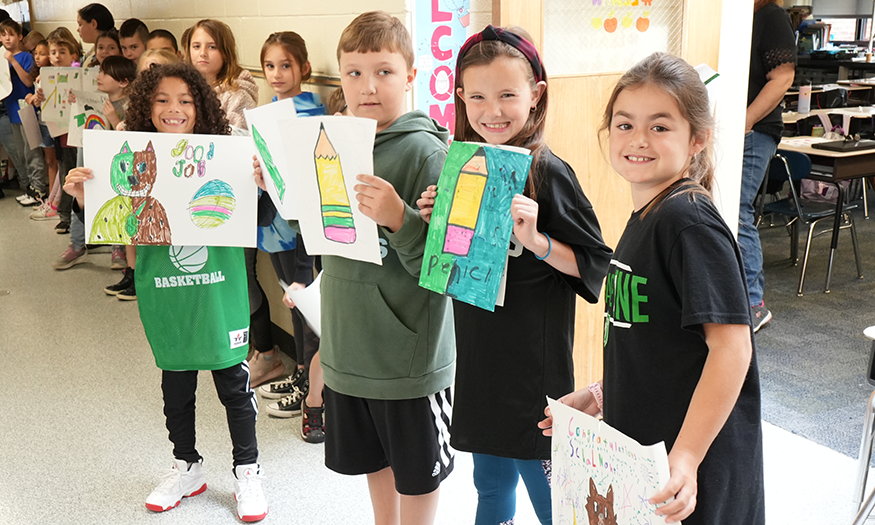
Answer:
[
  {"left": 145, "top": 458, "right": 207, "bottom": 512},
  {"left": 234, "top": 464, "right": 268, "bottom": 522}
]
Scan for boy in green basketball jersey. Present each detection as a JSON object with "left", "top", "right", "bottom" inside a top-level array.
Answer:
[{"left": 65, "top": 63, "right": 267, "bottom": 522}]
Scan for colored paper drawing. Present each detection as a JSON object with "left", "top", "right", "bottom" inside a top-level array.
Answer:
[
  {"left": 547, "top": 398, "right": 671, "bottom": 525},
  {"left": 277, "top": 116, "right": 381, "bottom": 265},
  {"left": 314, "top": 123, "right": 356, "bottom": 244},
  {"left": 67, "top": 90, "right": 110, "bottom": 147},
  {"left": 83, "top": 130, "right": 257, "bottom": 247},
  {"left": 251, "top": 124, "right": 285, "bottom": 202},
  {"left": 243, "top": 98, "right": 298, "bottom": 219},
  {"left": 189, "top": 180, "right": 236, "bottom": 228},
  {"left": 419, "top": 141, "right": 531, "bottom": 311}
]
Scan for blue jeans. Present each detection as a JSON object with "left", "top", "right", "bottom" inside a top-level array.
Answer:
[
  {"left": 472, "top": 453, "right": 552, "bottom": 525},
  {"left": 738, "top": 130, "right": 777, "bottom": 306}
]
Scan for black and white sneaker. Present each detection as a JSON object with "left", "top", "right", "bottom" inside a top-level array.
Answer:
[
  {"left": 752, "top": 302, "right": 772, "bottom": 333},
  {"left": 258, "top": 367, "right": 306, "bottom": 399},
  {"left": 105, "top": 268, "right": 134, "bottom": 295},
  {"left": 265, "top": 380, "right": 309, "bottom": 418}
]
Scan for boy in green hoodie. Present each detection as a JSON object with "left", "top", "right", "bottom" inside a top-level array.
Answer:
[{"left": 279, "top": 11, "right": 455, "bottom": 525}]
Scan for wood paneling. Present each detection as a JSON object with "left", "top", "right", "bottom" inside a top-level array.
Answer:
[{"left": 496, "top": 0, "right": 725, "bottom": 388}]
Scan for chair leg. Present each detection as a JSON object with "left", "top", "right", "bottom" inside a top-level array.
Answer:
[
  {"left": 850, "top": 213, "right": 864, "bottom": 279},
  {"left": 855, "top": 391, "right": 875, "bottom": 511},
  {"left": 798, "top": 223, "right": 816, "bottom": 296},
  {"left": 790, "top": 219, "right": 799, "bottom": 265}
]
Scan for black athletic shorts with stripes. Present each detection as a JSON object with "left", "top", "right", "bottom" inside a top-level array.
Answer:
[{"left": 324, "top": 386, "right": 454, "bottom": 496}]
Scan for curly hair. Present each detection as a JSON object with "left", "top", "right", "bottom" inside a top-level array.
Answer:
[{"left": 124, "top": 62, "right": 230, "bottom": 136}]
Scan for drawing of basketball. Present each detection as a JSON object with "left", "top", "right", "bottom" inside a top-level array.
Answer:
[
  {"left": 314, "top": 123, "right": 356, "bottom": 244},
  {"left": 443, "top": 147, "right": 488, "bottom": 256}
]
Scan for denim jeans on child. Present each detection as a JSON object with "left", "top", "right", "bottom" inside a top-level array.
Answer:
[{"left": 738, "top": 130, "right": 778, "bottom": 307}]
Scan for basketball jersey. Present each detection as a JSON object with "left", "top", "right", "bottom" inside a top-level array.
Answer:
[{"left": 136, "top": 245, "right": 250, "bottom": 371}]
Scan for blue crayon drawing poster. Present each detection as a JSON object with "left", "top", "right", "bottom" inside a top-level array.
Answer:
[
  {"left": 419, "top": 141, "right": 530, "bottom": 311},
  {"left": 413, "top": 0, "right": 470, "bottom": 136},
  {"left": 548, "top": 398, "right": 671, "bottom": 525}
]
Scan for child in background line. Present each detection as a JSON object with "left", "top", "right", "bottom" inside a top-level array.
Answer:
[
  {"left": 138, "top": 48, "right": 181, "bottom": 71},
  {"left": 64, "top": 62, "right": 268, "bottom": 522},
  {"left": 96, "top": 55, "right": 135, "bottom": 130},
  {"left": 325, "top": 86, "right": 347, "bottom": 115},
  {"left": 95, "top": 28, "right": 121, "bottom": 64},
  {"left": 21, "top": 30, "right": 45, "bottom": 52},
  {"left": 256, "top": 11, "right": 455, "bottom": 524},
  {"left": 418, "top": 25, "right": 612, "bottom": 525},
  {"left": 182, "top": 19, "right": 257, "bottom": 130},
  {"left": 77, "top": 3, "right": 115, "bottom": 67},
  {"left": 251, "top": 31, "right": 325, "bottom": 443},
  {"left": 27, "top": 39, "right": 61, "bottom": 221},
  {"left": 147, "top": 29, "right": 181, "bottom": 59},
  {"left": 540, "top": 52, "right": 765, "bottom": 525},
  {"left": 119, "top": 18, "right": 148, "bottom": 63},
  {"left": 1, "top": 19, "right": 46, "bottom": 207}
]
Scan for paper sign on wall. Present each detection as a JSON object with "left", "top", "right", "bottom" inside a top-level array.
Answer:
[
  {"left": 548, "top": 398, "right": 671, "bottom": 525},
  {"left": 244, "top": 98, "right": 298, "bottom": 219},
  {"left": 419, "top": 141, "right": 531, "bottom": 311},
  {"left": 83, "top": 130, "right": 257, "bottom": 247},
  {"left": 67, "top": 90, "right": 110, "bottom": 147},
  {"left": 277, "top": 116, "right": 382, "bottom": 265}
]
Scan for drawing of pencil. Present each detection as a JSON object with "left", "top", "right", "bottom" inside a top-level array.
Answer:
[
  {"left": 314, "top": 123, "right": 356, "bottom": 244},
  {"left": 443, "top": 147, "right": 488, "bottom": 256}
]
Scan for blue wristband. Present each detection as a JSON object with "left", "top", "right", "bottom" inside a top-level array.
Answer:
[{"left": 534, "top": 232, "right": 551, "bottom": 260}]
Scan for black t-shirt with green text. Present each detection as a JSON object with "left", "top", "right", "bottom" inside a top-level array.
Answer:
[{"left": 603, "top": 181, "right": 765, "bottom": 525}]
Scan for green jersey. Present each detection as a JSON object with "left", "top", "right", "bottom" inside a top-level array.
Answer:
[{"left": 135, "top": 245, "right": 249, "bottom": 371}]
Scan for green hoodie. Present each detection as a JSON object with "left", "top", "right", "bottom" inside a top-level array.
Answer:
[{"left": 318, "top": 110, "right": 455, "bottom": 400}]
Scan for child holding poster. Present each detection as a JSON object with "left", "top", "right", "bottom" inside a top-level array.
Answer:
[
  {"left": 417, "top": 25, "right": 612, "bottom": 525},
  {"left": 540, "top": 53, "right": 765, "bottom": 525},
  {"left": 63, "top": 63, "right": 268, "bottom": 522},
  {"left": 250, "top": 32, "right": 325, "bottom": 444}
]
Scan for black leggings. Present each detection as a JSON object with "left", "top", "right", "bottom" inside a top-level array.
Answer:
[
  {"left": 161, "top": 362, "right": 259, "bottom": 466},
  {"left": 245, "top": 247, "right": 274, "bottom": 352}
]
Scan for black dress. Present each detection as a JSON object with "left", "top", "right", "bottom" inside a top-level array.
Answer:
[{"left": 450, "top": 149, "right": 612, "bottom": 460}]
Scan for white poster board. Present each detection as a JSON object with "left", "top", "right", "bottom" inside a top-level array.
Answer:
[
  {"left": 279, "top": 272, "right": 322, "bottom": 337},
  {"left": 39, "top": 67, "right": 99, "bottom": 123},
  {"left": 278, "top": 116, "right": 381, "bottom": 265},
  {"left": 0, "top": 53, "right": 12, "bottom": 100},
  {"left": 83, "top": 130, "right": 257, "bottom": 247},
  {"left": 244, "top": 98, "right": 298, "bottom": 219},
  {"left": 548, "top": 398, "right": 671, "bottom": 525},
  {"left": 67, "top": 90, "right": 110, "bottom": 147}
]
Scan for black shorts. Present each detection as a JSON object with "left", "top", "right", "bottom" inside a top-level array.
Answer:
[{"left": 324, "top": 386, "right": 454, "bottom": 496}]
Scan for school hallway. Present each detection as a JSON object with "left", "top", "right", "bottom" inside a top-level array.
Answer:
[{"left": 1, "top": 191, "right": 873, "bottom": 524}]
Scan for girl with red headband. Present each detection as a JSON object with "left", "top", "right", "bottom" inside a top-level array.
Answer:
[{"left": 419, "top": 25, "right": 612, "bottom": 525}]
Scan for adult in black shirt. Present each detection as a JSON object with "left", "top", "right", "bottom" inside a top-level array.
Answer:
[{"left": 740, "top": 0, "right": 796, "bottom": 332}]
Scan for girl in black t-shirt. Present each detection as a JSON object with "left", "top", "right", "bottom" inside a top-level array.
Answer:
[
  {"left": 418, "top": 25, "right": 611, "bottom": 525},
  {"left": 541, "top": 52, "right": 765, "bottom": 525}
]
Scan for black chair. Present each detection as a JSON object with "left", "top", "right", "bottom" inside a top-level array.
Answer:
[{"left": 762, "top": 151, "right": 862, "bottom": 296}]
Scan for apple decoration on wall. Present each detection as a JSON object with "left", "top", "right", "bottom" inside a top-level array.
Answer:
[
  {"left": 637, "top": 11, "right": 650, "bottom": 32},
  {"left": 604, "top": 11, "right": 618, "bottom": 33}
]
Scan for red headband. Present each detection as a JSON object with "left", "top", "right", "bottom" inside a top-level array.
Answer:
[{"left": 456, "top": 25, "right": 545, "bottom": 84}]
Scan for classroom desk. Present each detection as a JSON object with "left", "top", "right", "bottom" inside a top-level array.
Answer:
[
  {"left": 783, "top": 106, "right": 875, "bottom": 132},
  {"left": 778, "top": 136, "right": 871, "bottom": 292}
]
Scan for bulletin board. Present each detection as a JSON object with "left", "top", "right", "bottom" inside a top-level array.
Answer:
[{"left": 543, "top": 0, "right": 685, "bottom": 76}]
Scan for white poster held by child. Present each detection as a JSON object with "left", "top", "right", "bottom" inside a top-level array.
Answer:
[
  {"left": 83, "top": 129, "right": 258, "bottom": 247},
  {"left": 278, "top": 116, "right": 381, "bottom": 265},
  {"left": 547, "top": 397, "right": 671, "bottom": 525},
  {"left": 279, "top": 272, "right": 322, "bottom": 337},
  {"left": 45, "top": 120, "right": 68, "bottom": 137},
  {"left": 243, "top": 98, "right": 298, "bottom": 219},
  {"left": 67, "top": 90, "right": 110, "bottom": 147},
  {"left": 39, "top": 67, "right": 98, "bottom": 123},
  {"left": 18, "top": 103, "right": 41, "bottom": 150},
  {"left": 0, "top": 53, "right": 12, "bottom": 100}
]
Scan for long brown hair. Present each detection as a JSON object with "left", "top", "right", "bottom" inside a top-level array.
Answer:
[
  {"left": 454, "top": 27, "right": 548, "bottom": 198},
  {"left": 599, "top": 52, "right": 715, "bottom": 216},
  {"left": 183, "top": 19, "right": 244, "bottom": 90},
  {"left": 260, "top": 31, "right": 311, "bottom": 82}
]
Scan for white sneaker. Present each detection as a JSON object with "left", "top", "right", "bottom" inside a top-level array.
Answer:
[
  {"left": 15, "top": 193, "right": 28, "bottom": 202},
  {"left": 234, "top": 464, "right": 268, "bottom": 522},
  {"left": 18, "top": 195, "right": 38, "bottom": 206},
  {"left": 145, "top": 458, "right": 207, "bottom": 512}
]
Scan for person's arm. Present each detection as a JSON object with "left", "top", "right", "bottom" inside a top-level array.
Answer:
[
  {"left": 6, "top": 51, "right": 33, "bottom": 87},
  {"left": 649, "top": 322, "right": 752, "bottom": 523},
  {"left": 511, "top": 193, "right": 581, "bottom": 278},
  {"left": 745, "top": 62, "right": 794, "bottom": 132}
]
